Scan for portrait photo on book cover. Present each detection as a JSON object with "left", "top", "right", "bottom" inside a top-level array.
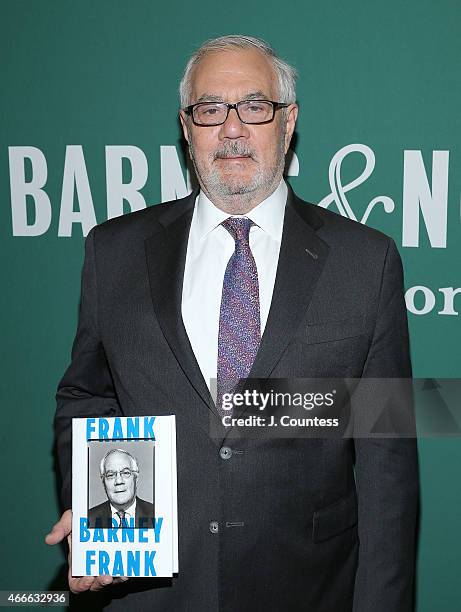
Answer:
[{"left": 87, "top": 440, "right": 155, "bottom": 529}]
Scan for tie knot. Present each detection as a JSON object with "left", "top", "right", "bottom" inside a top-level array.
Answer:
[{"left": 222, "top": 217, "right": 253, "bottom": 243}]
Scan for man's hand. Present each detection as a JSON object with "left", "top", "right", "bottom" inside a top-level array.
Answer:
[{"left": 45, "top": 510, "right": 129, "bottom": 592}]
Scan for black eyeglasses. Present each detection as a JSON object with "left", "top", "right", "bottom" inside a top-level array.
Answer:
[
  {"left": 103, "top": 468, "right": 138, "bottom": 480},
  {"left": 183, "top": 100, "right": 290, "bottom": 126}
]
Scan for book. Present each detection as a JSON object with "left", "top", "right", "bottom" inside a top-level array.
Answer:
[{"left": 72, "top": 415, "right": 178, "bottom": 577}]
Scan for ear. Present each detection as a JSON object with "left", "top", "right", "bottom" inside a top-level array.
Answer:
[
  {"left": 179, "top": 110, "right": 191, "bottom": 144},
  {"left": 284, "top": 104, "right": 298, "bottom": 154}
]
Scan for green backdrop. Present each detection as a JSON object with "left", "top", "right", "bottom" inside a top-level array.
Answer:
[{"left": 1, "top": 1, "right": 460, "bottom": 609}]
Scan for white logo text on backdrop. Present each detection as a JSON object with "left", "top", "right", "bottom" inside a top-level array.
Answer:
[{"left": 6, "top": 144, "right": 458, "bottom": 316}]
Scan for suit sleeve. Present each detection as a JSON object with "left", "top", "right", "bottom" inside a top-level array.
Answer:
[
  {"left": 55, "top": 228, "right": 123, "bottom": 509},
  {"left": 352, "top": 239, "right": 419, "bottom": 612}
]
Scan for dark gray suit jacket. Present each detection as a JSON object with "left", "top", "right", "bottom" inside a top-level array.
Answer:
[{"left": 55, "top": 187, "right": 419, "bottom": 612}]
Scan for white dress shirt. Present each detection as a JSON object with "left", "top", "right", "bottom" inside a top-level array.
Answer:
[
  {"left": 181, "top": 179, "right": 287, "bottom": 391},
  {"left": 111, "top": 499, "right": 136, "bottom": 526}
]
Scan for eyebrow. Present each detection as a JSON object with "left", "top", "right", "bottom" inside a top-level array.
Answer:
[{"left": 194, "top": 91, "right": 270, "bottom": 103}]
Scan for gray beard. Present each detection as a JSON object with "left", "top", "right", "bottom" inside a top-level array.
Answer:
[{"left": 188, "top": 134, "right": 286, "bottom": 213}]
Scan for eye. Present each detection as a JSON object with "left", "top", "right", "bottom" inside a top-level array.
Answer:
[
  {"left": 241, "top": 101, "right": 269, "bottom": 113},
  {"left": 197, "top": 103, "right": 224, "bottom": 116},
  {"left": 247, "top": 104, "right": 266, "bottom": 113}
]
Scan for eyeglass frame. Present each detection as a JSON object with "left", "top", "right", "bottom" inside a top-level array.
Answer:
[
  {"left": 102, "top": 468, "right": 139, "bottom": 480},
  {"left": 183, "top": 99, "right": 291, "bottom": 126}
]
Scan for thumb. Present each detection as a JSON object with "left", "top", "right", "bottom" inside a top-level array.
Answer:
[{"left": 45, "top": 509, "right": 72, "bottom": 545}]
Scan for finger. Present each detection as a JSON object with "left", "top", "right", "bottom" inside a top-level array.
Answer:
[
  {"left": 90, "top": 575, "right": 114, "bottom": 591},
  {"left": 45, "top": 525, "right": 65, "bottom": 545},
  {"left": 69, "top": 575, "right": 96, "bottom": 594},
  {"left": 89, "top": 575, "right": 129, "bottom": 590},
  {"left": 45, "top": 510, "right": 72, "bottom": 545},
  {"left": 69, "top": 574, "right": 129, "bottom": 592}
]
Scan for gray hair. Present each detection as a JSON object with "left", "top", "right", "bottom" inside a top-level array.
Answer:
[
  {"left": 179, "top": 35, "right": 297, "bottom": 108},
  {"left": 99, "top": 448, "right": 139, "bottom": 477}
]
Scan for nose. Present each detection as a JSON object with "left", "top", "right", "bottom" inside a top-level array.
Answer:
[
  {"left": 218, "top": 107, "right": 250, "bottom": 140},
  {"left": 115, "top": 471, "right": 124, "bottom": 484}
]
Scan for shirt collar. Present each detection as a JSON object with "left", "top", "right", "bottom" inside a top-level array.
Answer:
[
  {"left": 110, "top": 498, "right": 136, "bottom": 520},
  {"left": 195, "top": 179, "right": 287, "bottom": 241}
]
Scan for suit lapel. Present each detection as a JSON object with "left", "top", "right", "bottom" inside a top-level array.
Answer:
[
  {"left": 144, "top": 192, "right": 218, "bottom": 422},
  {"left": 144, "top": 187, "right": 329, "bottom": 442},
  {"left": 248, "top": 188, "right": 330, "bottom": 378}
]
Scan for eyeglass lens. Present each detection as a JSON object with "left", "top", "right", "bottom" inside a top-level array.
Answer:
[
  {"left": 193, "top": 101, "right": 274, "bottom": 125},
  {"left": 104, "top": 469, "right": 133, "bottom": 479}
]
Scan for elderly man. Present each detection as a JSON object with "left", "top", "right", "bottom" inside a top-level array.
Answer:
[
  {"left": 88, "top": 449, "right": 154, "bottom": 529},
  {"left": 47, "top": 35, "right": 418, "bottom": 612}
]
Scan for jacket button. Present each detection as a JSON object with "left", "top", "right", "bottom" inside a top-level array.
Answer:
[
  {"left": 209, "top": 521, "right": 219, "bottom": 534},
  {"left": 219, "top": 446, "right": 232, "bottom": 460}
]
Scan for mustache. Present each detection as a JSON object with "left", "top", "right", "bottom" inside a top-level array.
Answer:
[{"left": 213, "top": 143, "right": 256, "bottom": 160}]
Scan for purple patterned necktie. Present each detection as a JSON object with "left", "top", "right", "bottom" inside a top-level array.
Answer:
[
  {"left": 217, "top": 217, "right": 261, "bottom": 417},
  {"left": 116, "top": 510, "right": 126, "bottom": 528}
]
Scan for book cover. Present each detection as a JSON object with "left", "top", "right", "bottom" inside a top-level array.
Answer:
[{"left": 72, "top": 415, "right": 177, "bottom": 577}]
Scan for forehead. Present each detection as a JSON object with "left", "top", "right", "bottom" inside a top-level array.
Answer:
[
  {"left": 190, "top": 48, "right": 278, "bottom": 102},
  {"left": 105, "top": 452, "right": 131, "bottom": 470}
]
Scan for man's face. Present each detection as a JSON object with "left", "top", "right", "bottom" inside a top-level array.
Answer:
[
  {"left": 102, "top": 452, "right": 137, "bottom": 510},
  {"left": 180, "top": 48, "right": 298, "bottom": 213}
]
